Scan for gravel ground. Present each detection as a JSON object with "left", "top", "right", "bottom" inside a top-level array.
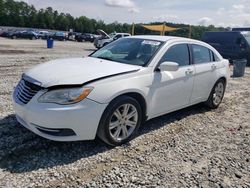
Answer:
[{"left": 0, "top": 37, "right": 249, "bottom": 188}]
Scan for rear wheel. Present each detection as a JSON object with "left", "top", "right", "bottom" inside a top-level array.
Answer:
[
  {"left": 205, "top": 79, "right": 226, "bottom": 109},
  {"left": 97, "top": 96, "right": 142, "bottom": 146}
]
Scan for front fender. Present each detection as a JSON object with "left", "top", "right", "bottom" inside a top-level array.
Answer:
[{"left": 87, "top": 72, "right": 152, "bottom": 106}]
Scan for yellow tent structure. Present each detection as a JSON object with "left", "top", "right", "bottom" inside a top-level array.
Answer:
[
  {"left": 142, "top": 24, "right": 179, "bottom": 35},
  {"left": 131, "top": 23, "right": 192, "bottom": 38}
]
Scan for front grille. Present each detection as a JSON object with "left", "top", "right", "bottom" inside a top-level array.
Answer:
[{"left": 14, "top": 79, "right": 42, "bottom": 105}]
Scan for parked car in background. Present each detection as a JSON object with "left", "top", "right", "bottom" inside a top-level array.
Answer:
[
  {"left": 12, "top": 36, "right": 229, "bottom": 146},
  {"left": 67, "top": 32, "right": 80, "bottom": 41},
  {"left": 202, "top": 31, "right": 250, "bottom": 65},
  {"left": 52, "top": 32, "right": 68, "bottom": 41},
  {"left": 94, "top": 29, "right": 131, "bottom": 48},
  {"left": 0, "top": 30, "right": 17, "bottom": 38},
  {"left": 232, "top": 27, "right": 250, "bottom": 32},
  {"left": 38, "top": 31, "right": 50, "bottom": 39},
  {"left": 75, "top": 33, "right": 96, "bottom": 42},
  {"left": 0, "top": 30, "right": 9, "bottom": 37},
  {"left": 8, "top": 30, "right": 39, "bottom": 40}
]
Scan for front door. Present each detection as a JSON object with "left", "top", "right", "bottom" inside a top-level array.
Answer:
[{"left": 149, "top": 43, "right": 195, "bottom": 117}]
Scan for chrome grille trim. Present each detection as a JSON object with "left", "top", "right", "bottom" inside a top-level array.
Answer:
[{"left": 14, "top": 79, "right": 43, "bottom": 105}]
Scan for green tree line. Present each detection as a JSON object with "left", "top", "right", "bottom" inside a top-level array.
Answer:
[{"left": 0, "top": 0, "right": 228, "bottom": 39}]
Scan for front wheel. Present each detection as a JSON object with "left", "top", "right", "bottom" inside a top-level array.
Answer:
[
  {"left": 97, "top": 96, "right": 142, "bottom": 146},
  {"left": 205, "top": 79, "right": 226, "bottom": 109}
]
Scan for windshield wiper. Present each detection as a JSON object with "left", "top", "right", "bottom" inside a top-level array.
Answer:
[{"left": 97, "top": 57, "right": 115, "bottom": 62}]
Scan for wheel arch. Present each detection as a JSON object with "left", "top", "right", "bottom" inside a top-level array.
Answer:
[
  {"left": 208, "top": 76, "right": 227, "bottom": 98},
  {"left": 120, "top": 92, "right": 147, "bottom": 122},
  {"left": 217, "top": 76, "right": 227, "bottom": 85}
]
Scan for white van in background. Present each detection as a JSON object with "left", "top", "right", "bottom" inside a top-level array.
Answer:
[{"left": 94, "top": 29, "right": 131, "bottom": 48}]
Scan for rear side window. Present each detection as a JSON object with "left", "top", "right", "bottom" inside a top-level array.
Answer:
[
  {"left": 160, "top": 44, "right": 190, "bottom": 66},
  {"left": 192, "top": 44, "right": 211, "bottom": 64}
]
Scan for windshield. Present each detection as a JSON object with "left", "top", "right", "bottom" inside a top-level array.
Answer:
[
  {"left": 91, "top": 38, "right": 163, "bottom": 66},
  {"left": 244, "top": 36, "right": 250, "bottom": 44},
  {"left": 242, "top": 32, "right": 250, "bottom": 45}
]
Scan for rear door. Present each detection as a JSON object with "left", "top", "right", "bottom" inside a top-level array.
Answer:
[{"left": 190, "top": 44, "right": 218, "bottom": 103}]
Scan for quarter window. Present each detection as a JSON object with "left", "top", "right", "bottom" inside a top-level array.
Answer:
[
  {"left": 210, "top": 50, "right": 220, "bottom": 62},
  {"left": 160, "top": 44, "right": 190, "bottom": 66},
  {"left": 192, "top": 44, "right": 211, "bottom": 64}
]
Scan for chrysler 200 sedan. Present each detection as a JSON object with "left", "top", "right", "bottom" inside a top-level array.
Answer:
[{"left": 13, "top": 36, "right": 230, "bottom": 146}]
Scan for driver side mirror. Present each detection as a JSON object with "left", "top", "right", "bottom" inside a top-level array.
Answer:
[{"left": 159, "top": 61, "right": 179, "bottom": 72}]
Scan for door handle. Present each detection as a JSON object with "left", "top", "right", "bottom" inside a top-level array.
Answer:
[
  {"left": 211, "top": 64, "right": 217, "bottom": 70},
  {"left": 185, "top": 69, "right": 194, "bottom": 75}
]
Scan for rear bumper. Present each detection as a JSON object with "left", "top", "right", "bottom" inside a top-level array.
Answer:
[{"left": 12, "top": 92, "right": 108, "bottom": 141}]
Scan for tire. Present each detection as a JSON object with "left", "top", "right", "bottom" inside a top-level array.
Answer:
[
  {"left": 97, "top": 96, "right": 142, "bottom": 146},
  {"left": 205, "top": 79, "right": 226, "bottom": 109},
  {"left": 31, "top": 36, "right": 36, "bottom": 40},
  {"left": 12, "top": 35, "right": 17, "bottom": 39}
]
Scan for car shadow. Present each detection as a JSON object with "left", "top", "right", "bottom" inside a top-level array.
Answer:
[{"left": 0, "top": 103, "right": 209, "bottom": 173}]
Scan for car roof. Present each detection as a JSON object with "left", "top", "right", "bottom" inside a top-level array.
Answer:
[
  {"left": 129, "top": 35, "right": 198, "bottom": 42},
  {"left": 115, "top": 33, "right": 130, "bottom": 35}
]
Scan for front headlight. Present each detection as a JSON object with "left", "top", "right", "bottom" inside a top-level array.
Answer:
[{"left": 38, "top": 87, "right": 93, "bottom": 105}]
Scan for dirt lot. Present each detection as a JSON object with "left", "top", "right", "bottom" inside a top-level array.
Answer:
[{"left": 0, "top": 37, "right": 249, "bottom": 188}]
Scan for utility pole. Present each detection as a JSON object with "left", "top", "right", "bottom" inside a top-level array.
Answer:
[
  {"left": 162, "top": 22, "right": 166, "bottom": 36},
  {"left": 131, "top": 23, "right": 135, "bottom": 36},
  {"left": 189, "top": 25, "right": 192, "bottom": 38}
]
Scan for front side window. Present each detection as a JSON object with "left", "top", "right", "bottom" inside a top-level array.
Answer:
[
  {"left": 160, "top": 44, "right": 190, "bottom": 66},
  {"left": 192, "top": 44, "right": 211, "bottom": 64},
  {"left": 91, "top": 38, "right": 163, "bottom": 66},
  {"left": 115, "top": 34, "right": 122, "bottom": 39}
]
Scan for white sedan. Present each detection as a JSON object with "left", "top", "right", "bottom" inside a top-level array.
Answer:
[{"left": 12, "top": 36, "right": 230, "bottom": 146}]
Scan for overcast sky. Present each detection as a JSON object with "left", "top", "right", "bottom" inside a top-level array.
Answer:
[{"left": 16, "top": 0, "right": 250, "bottom": 27}]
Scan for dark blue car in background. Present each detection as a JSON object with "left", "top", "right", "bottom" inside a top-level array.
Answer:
[
  {"left": 202, "top": 31, "right": 250, "bottom": 66},
  {"left": 9, "top": 30, "right": 39, "bottom": 40}
]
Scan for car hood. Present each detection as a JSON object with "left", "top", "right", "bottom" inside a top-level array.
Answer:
[
  {"left": 24, "top": 57, "right": 140, "bottom": 88},
  {"left": 97, "top": 29, "right": 110, "bottom": 38}
]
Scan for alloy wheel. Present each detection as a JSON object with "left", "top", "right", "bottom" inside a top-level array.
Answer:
[
  {"left": 109, "top": 104, "right": 138, "bottom": 142},
  {"left": 213, "top": 82, "right": 224, "bottom": 106}
]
